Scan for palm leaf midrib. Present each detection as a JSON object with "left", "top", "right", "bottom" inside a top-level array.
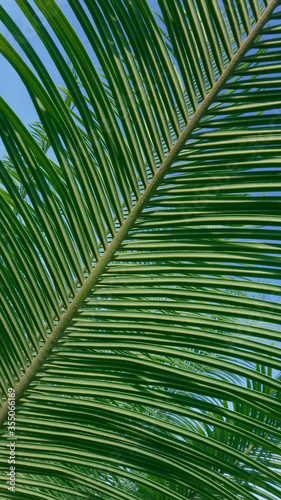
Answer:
[{"left": 0, "top": 0, "right": 278, "bottom": 427}]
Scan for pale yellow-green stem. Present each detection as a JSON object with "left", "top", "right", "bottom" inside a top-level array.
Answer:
[{"left": 0, "top": 0, "right": 279, "bottom": 428}]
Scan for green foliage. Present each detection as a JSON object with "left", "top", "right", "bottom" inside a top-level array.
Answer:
[{"left": 0, "top": 0, "right": 281, "bottom": 499}]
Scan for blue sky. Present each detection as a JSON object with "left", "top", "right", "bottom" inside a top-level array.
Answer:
[
  {"left": 0, "top": 0, "right": 88, "bottom": 129},
  {"left": 0, "top": 0, "right": 159, "bottom": 152}
]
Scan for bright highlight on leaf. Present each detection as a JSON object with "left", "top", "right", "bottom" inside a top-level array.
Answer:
[{"left": 0, "top": 0, "right": 281, "bottom": 499}]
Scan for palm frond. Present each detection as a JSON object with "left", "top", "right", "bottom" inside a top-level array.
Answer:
[{"left": 0, "top": 0, "right": 281, "bottom": 499}]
